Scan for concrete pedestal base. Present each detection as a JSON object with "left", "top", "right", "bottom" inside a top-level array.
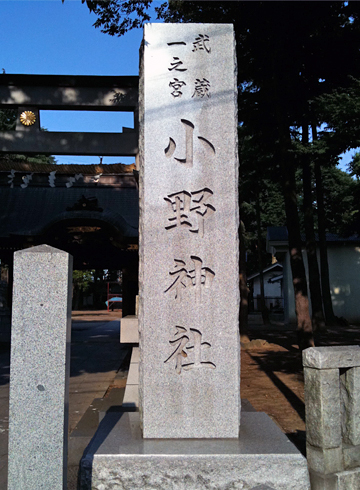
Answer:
[
  {"left": 122, "top": 347, "right": 139, "bottom": 408},
  {"left": 79, "top": 412, "right": 310, "bottom": 490},
  {"left": 309, "top": 468, "right": 360, "bottom": 490},
  {"left": 120, "top": 316, "right": 138, "bottom": 343}
]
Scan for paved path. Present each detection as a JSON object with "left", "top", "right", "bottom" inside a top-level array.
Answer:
[
  {"left": 2, "top": 311, "right": 359, "bottom": 488},
  {"left": 69, "top": 318, "right": 128, "bottom": 433},
  {"left": 0, "top": 311, "right": 131, "bottom": 490}
]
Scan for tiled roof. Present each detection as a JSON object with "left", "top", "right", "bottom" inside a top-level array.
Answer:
[
  {"left": 0, "top": 185, "right": 139, "bottom": 238},
  {"left": 247, "top": 262, "right": 283, "bottom": 281},
  {"left": 267, "top": 226, "right": 360, "bottom": 244},
  {"left": 266, "top": 226, "right": 288, "bottom": 242}
]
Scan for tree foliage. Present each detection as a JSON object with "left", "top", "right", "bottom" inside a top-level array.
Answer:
[
  {"left": 315, "top": 77, "right": 360, "bottom": 156},
  {"left": 84, "top": 0, "right": 360, "bottom": 338},
  {"left": 83, "top": 0, "right": 155, "bottom": 36},
  {"left": 73, "top": 269, "right": 94, "bottom": 292},
  {"left": 0, "top": 108, "right": 56, "bottom": 164},
  {"left": 0, "top": 108, "right": 16, "bottom": 131}
]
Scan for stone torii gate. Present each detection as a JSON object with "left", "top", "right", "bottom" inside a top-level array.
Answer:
[
  {"left": 0, "top": 73, "right": 141, "bottom": 490},
  {"left": 0, "top": 73, "right": 141, "bottom": 326},
  {"left": 0, "top": 73, "right": 139, "bottom": 156}
]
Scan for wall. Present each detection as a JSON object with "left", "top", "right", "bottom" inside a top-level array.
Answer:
[
  {"left": 283, "top": 244, "right": 360, "bottom": 323},
  {"left": 252, "top": 273, "right": 283, "bottom": 311}
]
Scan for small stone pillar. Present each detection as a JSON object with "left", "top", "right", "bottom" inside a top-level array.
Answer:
[
  {"left": 8, "top": 245, "right": 73, "bottom": 490},
  {"left": 303, "top": 346, "right": 360, "bottom": 489}
]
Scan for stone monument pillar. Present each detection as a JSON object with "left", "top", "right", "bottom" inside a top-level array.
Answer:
[
  {"left": 8, "top": 245, "right": 73, "bottom": 490},
  {"left": 79, "top": 24, "right": 310, "bottom": 490},
  {"left": 139, "top": 23, "right": 240, "bottom": 439}
]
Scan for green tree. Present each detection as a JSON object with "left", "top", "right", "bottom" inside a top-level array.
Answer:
[
  {"left": 238, "top": 126, "right": 286, "bottom": 333},
  {"left": 0, "top": 108, "right": 16, "bottom": 131},
  {"left": 72, "top": 269, "right": 95, "bottom": 310},
  {"left": 0, "top": 108, "right": 56, "bottom": 164},
  {"left": 315, "top": 77, "right": 360, "bottom": 156},
  {"left": 84, "top": 0, "right": 360, "bottom": 346},
  {"left": 321, "top": 165, "right": 358, "bottom": 236},
  {"left": 83, "top": 0, "right": 153, "bottom": 36}
]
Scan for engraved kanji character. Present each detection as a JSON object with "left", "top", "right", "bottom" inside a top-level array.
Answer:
[
  {"left": 164, "top": 256, "right": 215, "bottom": 304},
  {"left": 165, "top": 326, "right": 216, "bottom": 374},
  {"left": 164, "top": 326, "right": 189, "bottom": 374},
  {"left": 169, "top": 78, "right": 186, "bottom": 98},
  {"left": 192, "top": 78, "right": 211, "bottom": 98},
  {"left": 192, "top": 34, "right": 211, "bottom": 53},
  {"left": 164, "top": 119, "right": 215, "bottom": 168},
  {"left": 164, "top": 191, "right": 192, "bottom": 231},
  {"left": 168, "top": 57, "right": 187, "bottom": 72},
  {"left": 188, "top": 256, "right": 215, "bottom": 304},
  {"left": 167, "top": 41, "right": 186, "bottom": 46},
  {"left": 164, "top": 259, "right": 192, "bottom": 303},
  {"left": 189, "top": 188, "right": 216, "bottom": 237},
  {"left": 164, "top": 188, "right": 215, "bottom": 238}
]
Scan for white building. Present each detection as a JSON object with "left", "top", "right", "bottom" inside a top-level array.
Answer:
[
  {"left": 247, "top": 262, "right": 283, "bottom": 312},
  {"left": 267, "top": 226, "right": 360, "bottom": 324}
]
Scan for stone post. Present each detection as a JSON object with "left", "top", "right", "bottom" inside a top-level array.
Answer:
[
  {"left": 8, "top": 245, "right": 73, "bottom": 490},
  {"left": 78, "top": 25, "right": 310, "bottom": 490},
  {"left": 303, "top": 346, "right": 360, "bottom": 489},
  {"left": 139, "top": 23, "right": 240, "bottom": 439}
]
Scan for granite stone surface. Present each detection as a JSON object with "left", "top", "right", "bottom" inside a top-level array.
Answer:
[
  {"left": 310, "top": 468, "right": 360, "bottom": 490},
  {"left": 336, "top": 468, "right": 360, "bottom": 489},
  {"left": 303, "top": 346, "right": 360, "bottom": 370},
  {"left": 341, "top": 367, "right": 360, "bottom": 446},
  {"left": 308, "top": 471, "right": 338, "bottom": 490},
  {"left": 7, "top": 245, "right": 73, "bottom": 490},
  {"left": 309, "top": 469, "right": 360, "bottom": 490},
  {"left": 343, "top": 444, "right": 360, "bottom": 470},
  {"left": 250, "top": 486, "right": 277, "bottom": 490},
  {"left": 122, "top": 347, "right": 139, "bottom": 407},
  {"left": 306, "top": 443, "right": 344, "bottom": 474},
  {"left": 79, "top": 411, "right": 310, "bottom": 489},
  {"left": 304, "top": 367, "right": 342, "bottom": 449},
  {"left": 139, "top": 23, "right": 240, "bottom": 438},
  {"left": 120, "top": 315, "right": 139, "bottom": 343}
]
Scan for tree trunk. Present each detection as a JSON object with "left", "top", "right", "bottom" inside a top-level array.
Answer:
[
  {"left": 279, "top": 131, "right": 314, "bottom": 349},
  {"left": 312, "top": 124, "right": 337, "bottom": 325},
  {"left": 73, "top": 285, "right": 80, "bottom": 310},
  {"left": 270, "top": 51, "right": 313, "bottom": 349},
  {"left": 239, "top": 220, "right": 250, "bottom": 342},
  {"left": 302, "top": 123, "right": 326, "bottom": 331},
  {"left": 255, "top": 187, "right": 270, "bottom": 325}
]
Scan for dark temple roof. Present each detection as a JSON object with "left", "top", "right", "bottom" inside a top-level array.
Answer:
[
  {"left": 0, "top": 161, "right": 139, "bottom": 239},
  {"left": 267, "top": 226, "right": 360, "bottom": 244},
  {"left": 0, "top": 161, "right": 135, "bottom": 175}
]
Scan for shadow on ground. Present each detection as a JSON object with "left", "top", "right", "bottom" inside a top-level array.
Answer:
[
  {"left": 0, "top": 310, "right": 130, "bottom": 387},
  {"left": 242, "top": 317, "right": 360, "bottom": 456}
]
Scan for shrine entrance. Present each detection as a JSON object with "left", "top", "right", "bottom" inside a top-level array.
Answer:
[{"left": 0, "top": 74, "right": 140, "bottom": 336}]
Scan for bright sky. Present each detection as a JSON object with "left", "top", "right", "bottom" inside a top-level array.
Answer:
[
  {"left": 339, "top": 149, "right": 358, "bottom": 172},
  {"left": 0, "top": 1, "right": 356, "bottom": 170},
  {"left": 0, "top": 0, "right": 159, "bottom": 165}
]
